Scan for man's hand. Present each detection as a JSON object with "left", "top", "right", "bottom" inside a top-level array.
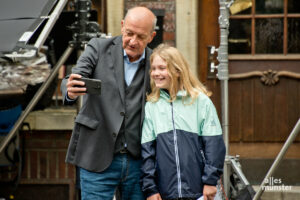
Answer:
[
  {"left": 66, "top": 74, "right": 87, "bottom": 99},
  {"left": 203, "top": 185, "right": 217, "bottom": 200},
  {"left": 147, "top": 193, "right": 162, "bottom": 200}
]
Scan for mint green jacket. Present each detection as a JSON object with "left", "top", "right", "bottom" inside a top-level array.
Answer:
[{"left": 141, "top": 90, "right": 226, "bottom": 199}]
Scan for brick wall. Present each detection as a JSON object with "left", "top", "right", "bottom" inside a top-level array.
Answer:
[{"left": 125, "top": 0, "right": 176, "bottom": 46}]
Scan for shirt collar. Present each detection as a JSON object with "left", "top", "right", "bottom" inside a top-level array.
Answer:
[{"left": 123, "top": 50, "right": 145, "bottom": 64}]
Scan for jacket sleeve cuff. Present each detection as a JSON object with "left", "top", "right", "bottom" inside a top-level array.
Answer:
[
  {"left": 202, "top": 164, "right": 222, "bottom": 186},
  {"left": 144, "top": 186, "right": 160, "bottom": 198},
  {"left": 64, "top": 93, "right": 77, "bottom": 105}
]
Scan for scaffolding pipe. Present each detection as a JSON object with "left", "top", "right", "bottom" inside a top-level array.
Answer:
[
  {"left": 0, "top": 46, "right": 74, "bottom": 154},
  {"left": 253, "top": 118, "right": 300, "bottom": 200}
]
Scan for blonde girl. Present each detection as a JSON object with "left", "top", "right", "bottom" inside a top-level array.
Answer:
[{"left": 141, "top": 44, "right": 226, "bottom": 200}]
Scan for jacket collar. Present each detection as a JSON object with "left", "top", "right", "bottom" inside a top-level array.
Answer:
[{"left": 160, "top": 89, "right": 187, "bottom": 100}]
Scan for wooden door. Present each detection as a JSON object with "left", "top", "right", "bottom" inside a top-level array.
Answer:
[{"left": 198, "top": 0, "right": 300, "bottom": 157}]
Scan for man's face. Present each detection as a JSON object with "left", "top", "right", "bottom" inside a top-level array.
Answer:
[{"left": 121, "top": 19, "right": 155, "bottom": 62}]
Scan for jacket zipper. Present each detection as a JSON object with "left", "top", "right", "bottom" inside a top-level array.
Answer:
[
  {"left": 200, "top": 149, "right": 206, "bottom": 163},
  {"left": 171, "top": 102, "right": 182, "bottom": 198}
]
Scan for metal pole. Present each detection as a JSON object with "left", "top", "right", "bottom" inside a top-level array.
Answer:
[
  {"left": 221, "top": 80, "right": 230, "bottom": 197},
  {"left": 221, "top": 81, "right": 229, "bottom": 152},
  {"left": 34, "top": 0, "right": 68, "bottom": 51},
  {"left": 230, "top": 157, "right": 250, "bottom": 186},
  {"left": 0, "top": 46, "right": 74, "bottom": 154},
  {"left": 253, "top": 118, "right": 300, "bottom": 200},
  {"left": 218, "top": 0, "right": 233, "bottom": 196}
]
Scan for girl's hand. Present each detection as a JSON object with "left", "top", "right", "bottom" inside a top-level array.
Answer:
[
  {"left": 203, "top": 185, "right": 217, "bottom": 200},
  {"left": 147, "top": 193, "right": 162, "bottom": 200}
]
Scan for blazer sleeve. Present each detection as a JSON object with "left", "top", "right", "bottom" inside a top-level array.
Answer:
[
  {"left": 200, "top": 98, "right": 226, "bottom": 186},
  {"left": 60, "top": 38, "right": 100, "bottom": 105},
  {"left": 141, "top": 103, "right": 159, "bottom": 198}
]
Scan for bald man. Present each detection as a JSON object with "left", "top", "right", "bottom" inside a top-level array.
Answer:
[{"left": 61, "top": 7, "right": 156, "bottom": 200}]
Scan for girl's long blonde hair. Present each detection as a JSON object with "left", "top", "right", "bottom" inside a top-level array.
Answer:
[{"left": 147, "top": 44, "right": 211, "bottom": 104}]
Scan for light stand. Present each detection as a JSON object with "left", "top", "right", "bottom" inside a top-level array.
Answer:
[
  {"left": 211, "top": 2, "right": 300, "bottom": 200},
  {"left": 210, "top": 1, "right": 253, "bottom": 198},
  {"left": 210, "top": 0, "right": 233, "bottom": 197}
]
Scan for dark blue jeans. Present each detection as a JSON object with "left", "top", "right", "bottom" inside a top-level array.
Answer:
[{"left": 80, "top": 153, "right": 145, "bottom": 200}]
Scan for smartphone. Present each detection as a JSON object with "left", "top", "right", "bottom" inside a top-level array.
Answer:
[{"left": 74, "top": 77, "right": 101, "bottom": 95}]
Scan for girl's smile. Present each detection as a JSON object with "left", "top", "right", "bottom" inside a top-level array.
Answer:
[{"left": 150, "top": 55, "right": 171, "bottom": 90}]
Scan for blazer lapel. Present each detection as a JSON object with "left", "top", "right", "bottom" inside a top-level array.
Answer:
[
  {"left": 140, "top": 47, "right": 152, "bottom": 130},
  {"left": 143, "top": 48, "right": 151, "bottom": 100},
  {"left": 111, "top": 37, "right": 125, "bottom": 105}
]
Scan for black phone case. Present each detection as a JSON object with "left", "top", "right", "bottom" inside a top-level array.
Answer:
[{"left": 75, "top": 77, "right": 101, "bottom": 95}]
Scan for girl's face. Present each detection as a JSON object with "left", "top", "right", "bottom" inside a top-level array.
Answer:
[{"left": 150, "top": 55, "right": 171, "bottom": 90}]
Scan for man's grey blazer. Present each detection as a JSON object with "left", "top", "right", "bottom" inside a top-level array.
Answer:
[{"left": 61, "top": 36, "right": 152, "bottom": 172}]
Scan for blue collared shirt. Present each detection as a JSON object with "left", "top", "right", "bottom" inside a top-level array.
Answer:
[{"left": 123, "top": 50, "right": 145, "bottom": 86}]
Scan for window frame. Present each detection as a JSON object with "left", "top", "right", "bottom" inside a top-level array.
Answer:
[{"left": 229, "top": 0, "right": 300, "bottom": 59}]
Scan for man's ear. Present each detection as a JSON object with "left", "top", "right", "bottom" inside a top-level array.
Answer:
[
  {"left": 121, "top": 20, "right": 125, "bottom": 32},
  {"left": 148, "top": 31, "right": 157, "bottom": 43}
]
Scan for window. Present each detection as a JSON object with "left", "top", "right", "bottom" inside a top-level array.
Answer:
[{"left": 228, "top": 0, "right": 300, "bottom": 55}]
